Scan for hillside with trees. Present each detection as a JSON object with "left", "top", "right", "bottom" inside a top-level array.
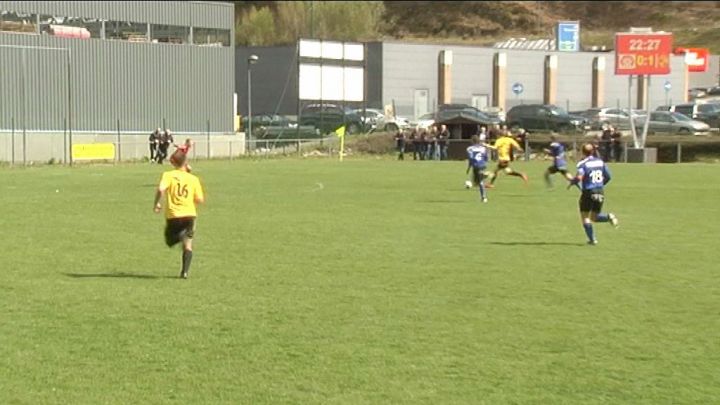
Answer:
[{"left": 228, "top": 1, "right": 720, "bottom": 53}]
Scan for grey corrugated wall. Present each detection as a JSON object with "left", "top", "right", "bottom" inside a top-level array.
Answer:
[
  {"left": 380, "top": 41, "right": 689, "bottom": 119},
  {"left": 0, "top": 1, "right": 234, "bottom": 132}
]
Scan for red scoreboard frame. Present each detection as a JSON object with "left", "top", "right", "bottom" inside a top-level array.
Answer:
[{"left": 615, "top": 33, "right": 673, "bottom": 75}]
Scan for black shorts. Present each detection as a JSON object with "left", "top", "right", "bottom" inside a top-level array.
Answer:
[
  {"left": 472, "top": 167, "right": 487, "bottom": 185},
  {"left": 548, "top": 165, "right": 568, "bottom": 175},
  {"left": 164, "top": 217, "right": 195, "bottom": 247},
  {"left": 497, "top": 160, "right": 510, "bottom": 170},
  {"left": 579, "top": 190, "right": 605, "bottom": 213}
]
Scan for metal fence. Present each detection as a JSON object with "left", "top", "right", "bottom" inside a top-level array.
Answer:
[{"left": 1, "top": 129, "right": 717, "bottom": 165}]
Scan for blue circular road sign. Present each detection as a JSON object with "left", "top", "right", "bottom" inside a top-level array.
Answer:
[
  {"left": 664, "top": 81, "right": 672, "bottom": 92},
  {"left": 512, "top": 82, "right": 524, "bottom": 95}
]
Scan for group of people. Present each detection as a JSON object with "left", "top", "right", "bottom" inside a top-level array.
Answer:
[
  {"left": 466, "top": 130, "right": 619, "bottom": 245},
  {"left": 393, "top": 123, "right": 530, "bottom": 162},
  {"left": 393, "top": 124, "right": 450, "bottom": 161},
  {"left": 594, "top": 124, "right": 624, "bottom": 162},
  {"left": 149, "top": 128, "right": 175, "bottom": 164}
]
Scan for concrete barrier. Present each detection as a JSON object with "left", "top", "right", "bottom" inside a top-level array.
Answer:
[{"left": 0, "top": 131, "right": 245, "bottom": 164}]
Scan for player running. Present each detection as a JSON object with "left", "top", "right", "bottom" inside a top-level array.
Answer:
[
  {"left": 543, "top": 134, "right": 573, "bottom": 188},
  {"left": 174, "top": 138, "right": 194, "bottom": 172},
  {"left": 487, "top": 131, "right": 528, "bottom": 188},
  {"left": 153, "top": 150, "right": 205, "bottom": 278},
  {"left": 466, "top": 134, "right": 494, "bottom": 203},
  {"left": 568, "top": 143, "right": 619, "bottom": 245}
]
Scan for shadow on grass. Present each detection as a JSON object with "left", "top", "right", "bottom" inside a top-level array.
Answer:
[
  {"left": 488, "top": 241, "right": 587, "bottom": 247},
  {"left": 64, "top": 272, "right": 177, "bottom": 279}
]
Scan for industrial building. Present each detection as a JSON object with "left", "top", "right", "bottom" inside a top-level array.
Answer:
[
  {"left": 0, "top": 1, "right": 236, "bottom": 162},
  {"left": 237, "top": 39, "right": 718, "bottom": 122}
]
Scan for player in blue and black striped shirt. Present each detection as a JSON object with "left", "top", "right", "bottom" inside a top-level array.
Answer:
[
  {"left": 568, "top": 143, "right": 619, "bottom": 245},
  {"left": 543, "top": 135, "right": 573, "bottom": 188},
  {"left": 466, "top": 134, "right": 494, "bottom": 203}
]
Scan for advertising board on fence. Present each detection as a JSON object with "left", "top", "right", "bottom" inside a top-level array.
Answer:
[
  {"left": 72, "top": 143, "right": 115, "bottom": 160},
  {"left": 615, "top": 33, "right": 673, "bottom": 75}
]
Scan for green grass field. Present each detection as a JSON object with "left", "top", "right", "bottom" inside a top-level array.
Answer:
[{"left": 1, "top": 158, "right": 719, "bottom": 404}]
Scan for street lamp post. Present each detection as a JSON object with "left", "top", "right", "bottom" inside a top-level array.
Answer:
[{"left": 247, "top": 54, "right": 259, "bottom": 145}]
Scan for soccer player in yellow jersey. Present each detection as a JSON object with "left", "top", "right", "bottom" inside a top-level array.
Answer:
[
  {"left": 488, "top": 131, "right": 528, "bottom": 187},
  {"left": 153, "top": 150, "right": 205, "bottom": 279}
]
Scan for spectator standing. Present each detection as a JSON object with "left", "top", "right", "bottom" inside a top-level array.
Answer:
[
  {"left": 157, "top": 129, "right": 175, "bottom": 164},
  {"left": 149, "top": 128, "right": 161, "bottom": 163},
  {"left": 437, "top": 129, "right": 448, "bottom": 160},
  {"left": 427, "top": 127, "right": 437, "bottom": 160},
  {"left": 610, "top": 128, "right": 623, "bottom": 162},
  {"left": 600, "top": 125, "right": 613, "bottom": 161},
  {"left": 418, "top": 130, "right": 428, "bottom": 161},
  {"left": 409, "top": 130, "right": 419, "bottom": 160},
  {"left": 394, "top": 130, "right": 406, "bottom": 160},
  {"left": 479, "top": 126, "right": 488, "bottom": 142}
]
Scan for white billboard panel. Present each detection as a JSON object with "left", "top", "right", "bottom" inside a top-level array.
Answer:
[
  {"left": 344, "top": 43, "right": 364, "bottom": 61},
  {"left": 321, "top": 65, "right": 344, "bottom": 100},
  {"left": 299, "top": 64, "right": 321, "bottom": 100},
  {"left": 299, "top": 62, "right": 365, "bottom": 101},
  {"left": 299, "top": 39, "right": 321, "bottom": 58},
  {"left": 321, "top": 41, "right": 344, "bottom": 60},
  {"left": 343, "top": 67, "right": 364, "bottom": 101}
]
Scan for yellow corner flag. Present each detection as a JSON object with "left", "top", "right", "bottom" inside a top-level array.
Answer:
[
  {"left": 335, "top": 125, "right": 346, "bottom": 161},
  {"left": 335, "top": 125, "right": 346, "bottom": 138}
]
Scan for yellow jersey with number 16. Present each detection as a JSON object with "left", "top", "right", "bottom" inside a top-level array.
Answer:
[{"left": 159, "top": 169, "right": 204, "bottom": 219}]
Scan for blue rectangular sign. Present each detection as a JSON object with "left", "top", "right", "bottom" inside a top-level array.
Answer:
[{"left": 557, "top": 21, "right": 580, "bottom": 52}]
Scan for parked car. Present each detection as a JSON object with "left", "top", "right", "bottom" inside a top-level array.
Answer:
[
  {"left": 574, "top": 107, "right": 645, "bottom": 130},
  {"left": 480, "top": 106, "right": 506, "bottom": 123},
  {"left": 655, "top": 102, "right": 720, "bottom": 128},
  {"left": 409, "top": 112, "right": 436, "bottom": 131},
  {"left": 506, "top": 104, "right": 589, "bottom": 133},
  {"left": 352, "top": 108, "right": 412, "bottom": 132},
  {"left": 688, "top": 87, "right": 707, "bottom": 100},
  {"left": 298, "top": 104, "right": 367, "bottom": 135},
  {"left": 635, "top": 111, "right": 710, "bottom": 135},
  {"left": 435, "top": 106, "right": 502, "bottom": 127},
  {"left": 352, "top": 108, "right": 384, "bottom": 128},
  {"left": 438, "top": 103, "right": 506, "bottom": 123},
  {"left": 374, "top": 114, "right": 410, "bottom": 132},
  {"left": 242, "top": 114, "right": 296, "bottom": 129}
]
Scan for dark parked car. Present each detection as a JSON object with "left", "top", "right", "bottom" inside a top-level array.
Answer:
[
  {"left": 298, "top": 104, "right": 366, "bottom": 135},
  {"left": 438, "top": 103, "right": 505, "bottom": 123},
  {"left": 435, "top": 107, "right": 502, "bottom": 127},
  {"left": 506, "top": 104, "right": 588, "bottom": 133}
]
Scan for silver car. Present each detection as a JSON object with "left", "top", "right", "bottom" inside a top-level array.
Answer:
[
  {"left": 581, "top": 107, "right": 645, "bottom": 130},
  {"left": 635, "top": 111, "right": 710, "bottom": 135}
]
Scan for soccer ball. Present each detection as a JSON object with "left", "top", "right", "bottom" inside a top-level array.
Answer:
[{"left": 464, "top": 180, "right": 473, "bottom": 189}]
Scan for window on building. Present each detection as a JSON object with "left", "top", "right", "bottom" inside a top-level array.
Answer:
[
  {"left": 39, "top": 15, "right": 100, "bottom": 39},
  {"left": 150, "top": 24, "right": 189, "bottom": 44},
  {"left": 0, "top": 10, "right": 37, "bottom": 34},
  {"left": 193, "top": 27, "right": 231, "bottom": 47},
  {"left": 106, "top": 20, "right": 148, "bottom": 42}
]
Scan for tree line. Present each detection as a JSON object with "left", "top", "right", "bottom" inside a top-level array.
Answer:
[{"left": 234, "top": 1, "right": 385, "bottom": 46}]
